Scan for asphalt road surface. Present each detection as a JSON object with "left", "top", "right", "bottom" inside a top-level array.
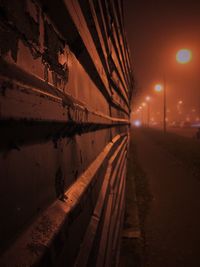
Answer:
[
  {"left": 167, "top": 127, "right": 197, "bottom": 138},
  {"left": 132, "top": 128, "right": 200, "bottom": 267}
]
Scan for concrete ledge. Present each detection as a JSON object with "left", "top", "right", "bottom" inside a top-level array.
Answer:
[{"left": 0, "top": 134, "right": 126, "bottom": 267}]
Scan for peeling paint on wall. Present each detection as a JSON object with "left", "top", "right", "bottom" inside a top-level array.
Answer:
[{"left": 0, "top": 0, "right": 133, "bottom": 265}]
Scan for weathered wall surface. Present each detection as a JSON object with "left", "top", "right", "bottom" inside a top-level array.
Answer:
[{"left": 0, "top": 0, "right": 134, "bottom": 266}]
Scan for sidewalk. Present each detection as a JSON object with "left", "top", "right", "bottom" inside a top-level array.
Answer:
[{"left": 121, "top": 127, "right": 200, "bottom": 267}]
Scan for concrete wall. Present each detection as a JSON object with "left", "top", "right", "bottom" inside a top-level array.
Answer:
[{"left": 0, "top": 0, "right": 134, "bottom": 266}]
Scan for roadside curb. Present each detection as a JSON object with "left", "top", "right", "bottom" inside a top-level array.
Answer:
[{"left": 119, "top": 174, "right": 144, "bottom": 267}]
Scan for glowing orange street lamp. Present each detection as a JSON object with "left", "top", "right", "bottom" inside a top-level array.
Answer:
[
  {"left": 142, "top": 102, "right": 146, "bottom": 107},
  {"left": 154, "top": 81, "right": 167, "bottom": 132},
  {"left": 153, "top": 49, "right": 192, "bottom": 132},
  {"left": 145, "top": 96, "right": 151, "bottom": 127},
  {"left": 145, "top": 96, "right": 151, "bottom": 102},
  {"left": 138, "top": 106, "right": 143, "bottom": 124},
  {"left": 176, "top": 49, "right": 192, "bottom": 64},
  {"left": 141, "top": 102, "right": 147, "bottom": 126},
  {"left": 155, "top": 84, "right": 163, "bottom": 92}
]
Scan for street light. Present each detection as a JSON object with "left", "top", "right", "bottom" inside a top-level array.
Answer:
[
  {"left": 177, "top": 100, "right": 183, "bottom": 124},
  {"left": 145, "top": 96, "right": 151, "bottom": 127},
  {"left": 141, "top": 102, "right": 148, "bottom": 126},
  {"left": 176, "top": 49, "right": 192, "bottom": 64},
  {"left": 153, "top": 49, "right": 192, "bottom": 133},
  {"left": 155, "top": 84, "right": 163, "bottom": 92},
  {"left": 136, "top": 106, "right": 143, "bottom": 125},
  {"left": 154, "top": 79, "right": 167, "bottom": 133},
  {"left": 145, "top": 96, "right": 151, "bottom": 102}
]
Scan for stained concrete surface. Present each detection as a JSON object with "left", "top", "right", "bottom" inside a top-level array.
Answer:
[{"left": 131, "top": 127, "right": 200, "bottom": 267}]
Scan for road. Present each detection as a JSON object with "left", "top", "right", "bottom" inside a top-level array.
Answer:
[
  {"left": 167, "top": 127, "right": 197, "bottom": 138},
  {"left": 152, "top": 126, "right": 198, "bottom": 138},
  {"left": 131, "top": 128, "right": 200, "bottom": 267}
]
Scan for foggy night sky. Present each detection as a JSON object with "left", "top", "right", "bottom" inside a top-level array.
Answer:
[{"left": 124, "top": 0, "right": 200, "bottom": 116}]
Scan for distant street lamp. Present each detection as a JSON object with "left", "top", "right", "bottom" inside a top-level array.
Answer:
[
  {"left": 177, "top": 100, "right": 183, "bottom": 123},
  {"left": 139, "top": 103, "right": 146, "bottom": 126},
  {"left": 155, "top": 84, "right": 163, "bottom": 92},
  {"left": 137, "top": 106, "right": 143, "bottom": 125},
  {"left": 177, "top": 100, "right": 183, "bottom": 112},
  {"left": 142, "top": 102, "right": 146, "bottom": 107},
  {"left": 145, "top": 96, "right": 151, "bottom": 127},
  {"left": 154, "top": 79, "right": 167, "bottom": 132},
  {"left": 176, "top": 49, "right": 192, "bottom": 64},
  {"left": 153, "top": 49, "right": 192, "bottom": 133}
]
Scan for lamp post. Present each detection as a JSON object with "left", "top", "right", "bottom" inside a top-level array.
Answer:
[
  {"left": 154, "top": 82, "right": 166, "bottom": 132},
  {"left": 138, "top": 106, "right": 143, "bottom": 125},
  {"left": 163, "top": 76, "right": 167, "bottom": 132},
  {"left": 153, "top": 48, "right": 192, "bottom": 133},
  {"left": 142, "top": 102, "right": 147, "bottom": 126},
  {"left": 177, "top": 100, "right": 183, "bottom": 124},
  {"left": 145, "top": 96, "right": 151, "bottom": 127}
]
